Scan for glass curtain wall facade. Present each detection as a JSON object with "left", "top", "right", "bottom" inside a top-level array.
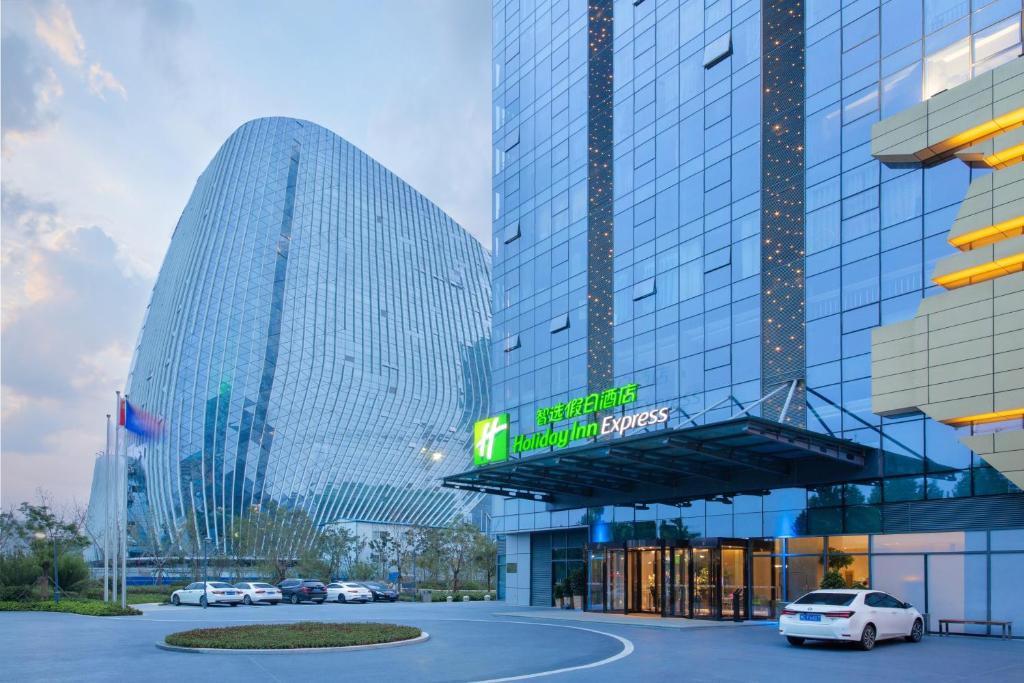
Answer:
[
  {"left": 490, "top": 0, "right": 1023, "bottom": 626},
  {"left": 120, "top": 117, "right": 491, "bottom": 556}
]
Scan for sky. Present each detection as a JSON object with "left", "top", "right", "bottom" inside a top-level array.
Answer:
[{"left": 0, "top": 0, "right": 492, "bottom": 509}]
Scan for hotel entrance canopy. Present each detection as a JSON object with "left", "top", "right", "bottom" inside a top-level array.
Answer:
[{"left": 442, "top": 416, "right": 874, "bottom": 508}]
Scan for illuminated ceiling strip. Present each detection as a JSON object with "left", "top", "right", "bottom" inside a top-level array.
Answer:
[
  {"left": 940, "top": 107, "right": 1024, "bottom": 153},
  {"left": 983, "top": 141, "right": 1024, "bottom": 169},
  {"left": 932, "top": 251, "right": 1024, "bottom": 288},
  {"left": 949, "top": 215, "right": 1024, "bottom": 250},
  {"left": 945, "top": 408, "right": 1024, "bottom": 427}
]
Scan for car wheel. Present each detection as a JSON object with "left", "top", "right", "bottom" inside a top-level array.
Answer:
[
  {"left": 229, "top": 602, "right": 238, "bottom": 607},
  {"left": 200, "top": 596, "right": 208, "bottom": 608},
  {"left": 338, "top": 594, "right": 346, "bottom": 604},
  {"left": 290, "top": 594, "right": 300, "bottom": 604},
  {"left": 171, "top": 595, "right": 180, "bottom": 606},
  {"left": 786, "top": 636, "right": 805, "bottom": 646},
  {"left": 906, "top": 619, "right": 924, "bottom": 643},
  {"left": 858, "top": 623, "right": 876, "bottom": 651},
  {"left": 243, "top": 595, "right": 252, "bottom": 605}
]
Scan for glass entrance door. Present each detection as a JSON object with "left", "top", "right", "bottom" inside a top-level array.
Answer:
[
  {"left": 720, "top": 546, "right": 746, "bottom": 619},
  {"left": 633, "top": 549, "right": 660, "bottom": 613},
  {"left": 606, "top": 549, "right": 625, "bottom": 611},
  {"left": 665, "top": 547, "right": 688, "bottom": 616},
  {"left": 691, "top": 547, "right": 715, "bottom": 617}
]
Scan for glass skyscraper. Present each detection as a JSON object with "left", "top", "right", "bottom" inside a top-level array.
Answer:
[
  {"left": 472, "top": 0, "right": 1024, "bottom": 629},
  {"left": 113, "top": 117, "right": 490, "bottom": 555}
]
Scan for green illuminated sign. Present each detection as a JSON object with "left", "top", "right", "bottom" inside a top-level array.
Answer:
[
  {"left": 473, "top": 414, "right": 509, "bottom": 466},
  {"left": 471, "top": 384, "right": 671, "bottom": 466},
  {"left": 535, "top": 383, "right": 638, "bottom": 426}
]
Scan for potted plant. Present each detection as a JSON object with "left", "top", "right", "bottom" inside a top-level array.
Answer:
[
  {"left": 560, "top": 577, "right": 573, "bottom": 609},
  {"left": 553, "top": 582, "right": 564, "bottom": 608},
  {"left": 569, "top": 568, "right": 586, "bottom": 610}
]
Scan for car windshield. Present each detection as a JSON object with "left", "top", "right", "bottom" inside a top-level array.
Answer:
[
  {"left": 794, "top": 592, "right": 856, "bottom": 606},
  {"left": 302, "top": 581, "right": 323, "bottom": 586},
  {"left": 210, "top": 582, "right": 234, "bottom": 588},
  {"left": 254, "top": 583, "right": 274, "bottom": 589},
  {"left": 365, "top": 583, "right": 384, "bottom": 589}
]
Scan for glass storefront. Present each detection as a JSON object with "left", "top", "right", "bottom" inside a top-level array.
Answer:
[{"left": 588, "top": 538, "right": 758, "bottom": 619}]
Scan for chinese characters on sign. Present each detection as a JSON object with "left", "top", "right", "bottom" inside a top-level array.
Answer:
[{"left": 535, "top": 383, "right": 638, "bottom": 426}]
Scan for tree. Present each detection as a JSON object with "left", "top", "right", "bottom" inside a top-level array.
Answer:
[
  {"left": 368, "top": 532, "right": 395, "bottom": 580},
  {"left": 317, "top": 526, "right": 360, "bottom": 580},
  {"left": 471, "top": 533, "right": 498, "bottom": 592},
  {"left": 348, "top": 560, "right": 376, "bottom": 581},
  {"left": 391, "top": 528, "right": 420, "bottom": 589},
  {"left": 440, "top": 517, "right": 478, "bottom": 593},
  {"left": 413, "top": 527, "right": 447, "bottom": 585}
]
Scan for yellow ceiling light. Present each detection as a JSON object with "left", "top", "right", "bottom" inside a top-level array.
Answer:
[
  {"left": 949, "top": 214, "right": 1024, "bottom": 250},
  {"left": 932, "top": 251, "right": 1024, "bottom": 288},
  {"left": 939, "top": 106, "right": 1024, "bottom": 153},
  {"left": 945, "top": 408, "right": 1024, "bottom": 427}
]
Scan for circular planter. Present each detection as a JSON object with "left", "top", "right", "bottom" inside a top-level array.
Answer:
[{"left": 157, "top": 622, "right": 426, "bottom": 655}]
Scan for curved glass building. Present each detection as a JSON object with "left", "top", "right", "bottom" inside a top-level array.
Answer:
[{"left": 124, "top": 117, "right": 490, "bottom": 552}]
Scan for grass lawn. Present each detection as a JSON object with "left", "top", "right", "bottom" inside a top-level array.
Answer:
[
  {"left": 165, "top": 622, "right": 421, "bottom": 649},
  {"left": 0, "top": 599, "right": 142, "bottom": 616}
]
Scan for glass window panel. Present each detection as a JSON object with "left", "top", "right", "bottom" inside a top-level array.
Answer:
[{"left": 923, "top": 36, "right": 970, "bottom": 98}]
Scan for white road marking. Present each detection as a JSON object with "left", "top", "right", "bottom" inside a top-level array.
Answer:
[{"left": 465, "top": 619, "right": 635, "bottom": 682}]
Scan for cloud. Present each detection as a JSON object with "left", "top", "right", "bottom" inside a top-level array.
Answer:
[
  {"left": 30, "top": 1, "right": 126, "bottom": 102},
  {"left": 34, "top": 0, "right": 85, "bottom": 67},
  {"left": 0, "top": 186, "right": 151, "bottom": 505},
  {"left": 87, "top": 63, "right": 127, "bottom": 100},
  {"left": 1, "top": 32, "right": 63, "bottom": 141}
]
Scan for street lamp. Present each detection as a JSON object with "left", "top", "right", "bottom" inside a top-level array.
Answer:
[{"left": 34, "top": 531, "right": 58, "bottom": 605}]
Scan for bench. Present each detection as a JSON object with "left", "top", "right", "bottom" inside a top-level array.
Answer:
[{"left": 937, "top": 619, "right": 1013, "bottom": 639}]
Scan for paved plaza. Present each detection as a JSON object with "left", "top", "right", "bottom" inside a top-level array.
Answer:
[{"left": 5, "top": 601, "right": 1021, "bottom": 682}]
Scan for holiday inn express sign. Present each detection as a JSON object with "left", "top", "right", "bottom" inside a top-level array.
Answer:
[{"left": 472, "top": 384, "right": 671, "bottom": 466}]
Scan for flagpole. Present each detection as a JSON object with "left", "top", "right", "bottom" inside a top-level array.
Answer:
[
  {"left": 113, "top": 392, "right": 121, "bottom": 604},
  {"left": 121, "top": 394, "right": 128, "bottom": 609},
  {"left": 103, "top": 414, "right": 111, "bottom": 603}
]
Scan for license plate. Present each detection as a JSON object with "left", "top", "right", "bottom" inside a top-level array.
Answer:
[{"left": 800, "top": 613, "right": 821, "bottom": 622}]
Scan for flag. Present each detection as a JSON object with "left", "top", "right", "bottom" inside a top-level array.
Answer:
[{"left": 120, "top": 398, "right": 164, "bottom": 441}]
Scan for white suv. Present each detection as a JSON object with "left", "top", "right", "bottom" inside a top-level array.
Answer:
[{"left": 779, "top": 589, "right": 924, "bottom": 650}]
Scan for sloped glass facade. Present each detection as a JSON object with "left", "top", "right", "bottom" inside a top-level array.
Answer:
[{"left": 125, "top": 117, "right": 490, "bottom": 553}]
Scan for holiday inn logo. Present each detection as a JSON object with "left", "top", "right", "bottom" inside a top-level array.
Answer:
[{"left": 473, "top": 413, "right": 509, "bottom": 466}]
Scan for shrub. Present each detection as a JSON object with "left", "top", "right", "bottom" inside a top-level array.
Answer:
[
  {"left": 0, "top": 554, "right": 42, "bottom": 599},
  {"left": 0, "top": 599, "right": 142, "bottom": 616}
]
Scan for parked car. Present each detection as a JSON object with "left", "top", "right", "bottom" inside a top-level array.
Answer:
[
  {"left": 278, "top": 578, "right": 327, "bottom": 604},
  {"left": 234, "top": 581, "right": 283, "bottom": 605},
  {"left": 170, "top": 581, "right": 243, "bottom": 607},
  {"left": 779, "top": 589, "right": 924, "bottom": 650},
  {"left": 326, "top": 582, "right": 372, "bottom": 603},
  {"left": 359, "top": 581, "right": 399, "bottom": 602}
]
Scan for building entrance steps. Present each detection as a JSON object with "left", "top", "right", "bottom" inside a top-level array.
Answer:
[{"left": 496, "top": 608, "right": 768, "bottom": 630}]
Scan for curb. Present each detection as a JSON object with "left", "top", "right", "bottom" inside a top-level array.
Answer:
[{"left": 155, "top": 631, "right": 429, "bottom": 654}]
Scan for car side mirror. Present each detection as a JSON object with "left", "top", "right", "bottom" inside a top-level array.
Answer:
[{"left": 903, "top": 602, "right": 912, "bottom": 609}]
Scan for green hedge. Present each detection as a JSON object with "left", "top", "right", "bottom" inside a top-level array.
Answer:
[
  {"left": 0, "top": 599, "right": 142, "bottom": 616},
  {"left": 165, "top": 622, "right": 420, "bottom": 649}
]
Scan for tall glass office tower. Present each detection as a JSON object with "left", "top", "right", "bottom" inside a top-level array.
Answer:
[
  {"left": 115, "top": 117, "right": 490, "bottom": 555},
  {"left": 470, "top": 0, "right": 1024, "bottom": 627}
]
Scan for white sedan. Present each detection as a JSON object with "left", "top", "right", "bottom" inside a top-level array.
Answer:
[
  {"left": 234, "top": 581, "right": 283, "bottom": 605},
  {"left": 326, "top": 582, "right": 373, "bottom": 603},
  {"left": 170, "top": 581, "right": 244, "bottom": 607},
  {"left": 779, "top": 589, "right": 924, "bottom": 650}
]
